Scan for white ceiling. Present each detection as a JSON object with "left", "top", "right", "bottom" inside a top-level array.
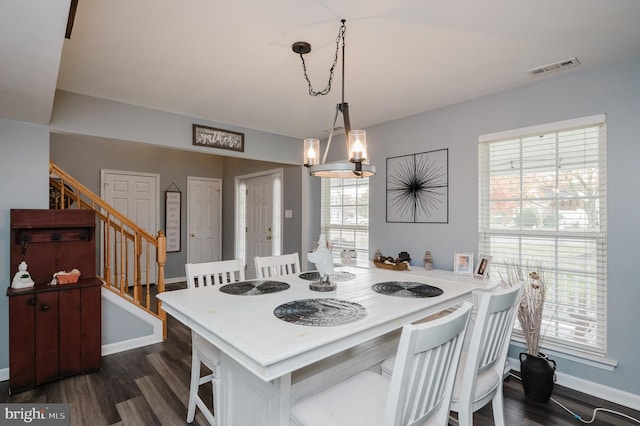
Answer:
[{"left": 3, "top": 0, "right": 640, "bottom": 139}]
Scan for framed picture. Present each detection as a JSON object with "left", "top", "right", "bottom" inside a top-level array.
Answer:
[
  {"left": 165, "top": 191, "right": 181, "bottom": 252},
  {"left": 454, "top": 252, "right": 474, "bottom": 275},
  {"left": 193, "top": 124, "right": 244, "bottom": 152},
  {"left": 474, "top": 254, "right": 492, "bottom": 279},
  {"left": 386, "top": 148, "right": 448, "bottom": 223}
]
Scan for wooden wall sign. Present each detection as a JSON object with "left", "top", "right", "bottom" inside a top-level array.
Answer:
[
  {"left": 193, "top": 124, "right": 244, "bottom": 152},
  {"left": 165, "top": 190, "right": 181, "bottom": 252}
]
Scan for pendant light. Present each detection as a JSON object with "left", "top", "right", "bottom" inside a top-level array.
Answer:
[{"left": 294, "top": 20, "right": 376, "bottom": 178}]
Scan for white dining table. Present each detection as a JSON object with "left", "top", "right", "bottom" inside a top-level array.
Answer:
[{"left": 157, "top": 265, "right": 498, "bottom": 426}]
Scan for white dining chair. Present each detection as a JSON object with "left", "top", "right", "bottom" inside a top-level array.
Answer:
[
  {"left": 184, "top": 259, "right": 245, "bottom": 425},
  {"left": 448, "top": 283, "right": 523, "bottom": 426},
  {"left": 380, "top": 284, "right": 523, "bottom": 425},
  {"left": 290, "top": 301, "right": 473, "bottom": 426},
  {"left": 254, "top": 252, "right": 301, "bottom": 279}
]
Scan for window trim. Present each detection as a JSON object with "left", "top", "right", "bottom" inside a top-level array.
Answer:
[
  {"left": 479, "top": 114, "right": 607, "bottom": 358},
  {"left": 479, "top": 114, "right": 606, "bottom": 143},
  {"left": 320, "top": 177, "right": 370, "bottom": 263}
]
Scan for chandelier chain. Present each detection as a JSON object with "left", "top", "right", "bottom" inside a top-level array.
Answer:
[{"left": 296, "top": 21, "right": 346, "bottom": 97}]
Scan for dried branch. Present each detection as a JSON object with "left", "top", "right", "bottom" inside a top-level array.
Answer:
[{"left": 497, "top": 259, "right": 547, "bottom": 356}]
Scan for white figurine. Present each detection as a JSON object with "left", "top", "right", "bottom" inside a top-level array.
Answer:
[
  {"left": 307, "top": 234, "right": 335, "bottom": 282},
  {"left": 12, "top": 261, "right": 35, "bottom": 289}
]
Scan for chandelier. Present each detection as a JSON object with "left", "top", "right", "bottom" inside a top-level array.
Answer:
[{"left": 293, "top": 20, "right": 376, "bottom": 178}]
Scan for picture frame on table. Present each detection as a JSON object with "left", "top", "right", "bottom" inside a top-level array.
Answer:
[
  {"left": 453, "top": 252, "right": 474, "bottom": 275},
  {"left": 474, "top": 254, "right": 492, "bottom": 279}
]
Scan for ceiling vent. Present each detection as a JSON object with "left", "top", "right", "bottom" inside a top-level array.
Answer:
[{"left": 527, "top": 57, "right": 580, "bottom": 77}]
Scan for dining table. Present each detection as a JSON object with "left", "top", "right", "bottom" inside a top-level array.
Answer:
[{"left": 157, "top": 264, "right": 499, "bottom": 426}]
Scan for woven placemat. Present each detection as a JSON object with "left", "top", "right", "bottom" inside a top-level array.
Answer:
[
  {"left": 274, "top": 298, "right": 367, "bottom": 326},
  {"left": 220, "top": 280, "right": 289, "bottom": 295},
  {"left": 371, "top": 281, "right": 443, "bottom": 298}
]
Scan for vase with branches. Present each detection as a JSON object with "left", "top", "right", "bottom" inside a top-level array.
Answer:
[{"left": 496, "top": 258, "right": 556, "bottom": 402}]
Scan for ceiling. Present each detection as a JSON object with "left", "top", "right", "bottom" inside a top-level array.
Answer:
[{"left": 3, "top": 0, "right": 640, "bottom": 139}]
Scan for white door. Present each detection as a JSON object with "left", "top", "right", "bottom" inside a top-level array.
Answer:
[
  {"left": 102, "top": 170, "right": 159, "bottom": 285},
  {"left": 187, "top": 177, "right": 222, "bottom": 264},
  {"left": 245, "top": 175, "right": 275, "bottom": 278}
]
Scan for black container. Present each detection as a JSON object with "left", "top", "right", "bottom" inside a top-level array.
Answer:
[{"left": 520, "top": 352, "right": 556, "bottom": 402}]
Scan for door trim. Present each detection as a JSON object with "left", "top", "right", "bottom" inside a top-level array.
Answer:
[
  {"left": 234, "top": 168, "right": 283, "bottom": 269},
  {"left": 186, "top": 176, "right": 223, "bottom": 264}
]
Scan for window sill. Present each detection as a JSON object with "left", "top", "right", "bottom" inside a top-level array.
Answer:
[{"left": 509, "top": 339, "right": 618, "bottom": 371}]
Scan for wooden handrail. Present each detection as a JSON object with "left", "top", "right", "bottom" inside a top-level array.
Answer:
[
  {"left": 50, "top": 163, "right": 157, "bottom": 241},
  {"left": 49, "top": 161, "right": 167, "bottom": 339}
]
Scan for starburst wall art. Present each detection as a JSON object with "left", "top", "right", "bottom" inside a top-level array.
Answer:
[{"left": 386, "top": 148, "right": 448, "bottom": 223}]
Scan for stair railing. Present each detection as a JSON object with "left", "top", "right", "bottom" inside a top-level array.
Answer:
[{"left": 49, "top": 161, "right": 167, "bottom": 338}]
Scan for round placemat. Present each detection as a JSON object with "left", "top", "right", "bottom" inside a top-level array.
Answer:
[
  {"left": 220, "top": 280, "right": 290, "bottom": 296},
  {"left": 371, "top": 281, "right": 443, "bottom": 298},
  {"left": 298, "top": 271, "right": 357, "bottom": 282},
  {"left": 274, "top": 298, "right": 367, "bottom": 326}
]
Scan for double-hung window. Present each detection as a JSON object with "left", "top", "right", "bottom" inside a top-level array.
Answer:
[
  {"left": 478, "top": 114, "right": 607, "bottom": 357},
  {"left": 321, "top": 177, "right": 370, "bottom": 263}
]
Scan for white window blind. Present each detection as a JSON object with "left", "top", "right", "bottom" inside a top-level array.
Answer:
[
  {"left": 478, "top": 115, "right": 607, "bottom": 357},
  {"left": 321, "top": 177, "right": 370, "bottom": 262}
]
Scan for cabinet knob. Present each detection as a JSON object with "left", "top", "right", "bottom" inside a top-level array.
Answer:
[
  {"left": 27, "top": 297, "right": 36, "bottom": 306},
  {"left": 40, "top": 304, "right": 49, "bottom": 311}
]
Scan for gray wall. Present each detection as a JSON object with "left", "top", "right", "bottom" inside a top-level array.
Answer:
[
  {"left": 221, "top": 157, "right": 303, "bottom": 262},
  {"left": 362, "top": 56, "right": 640, "bottom": 394},
  {"left": 50, "top": 133, "right": 302, "bottom": 279},
  {"left": 50, "top": 133, "right": 224, "bottom": 278},
  {"left": 51, "top": 91, "right": 301, "bottom": 165},
  {"left": 0, "top": 119, "right": 50, "bottom": 370}
]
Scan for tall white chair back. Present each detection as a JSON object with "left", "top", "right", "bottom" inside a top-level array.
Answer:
[
  {"left": 385, "top": 301, "right": 473, "bottom": 425},
  {"left": 186, "top": 258, "right": 245, "bottom": 288},
  {"left": 290, "top": 301, "right": 473, "bottom": 426},
  {"left": 254, "top": 253, "right": 300, "bottom": 279},
  {"left": 450, "top": 283, "right": 523, "bottom": 426},
  {"left": 184, "top": 259, "right": 245, "bottom": 425}
]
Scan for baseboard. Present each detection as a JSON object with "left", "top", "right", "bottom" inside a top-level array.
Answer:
[
  {"left": 101, "top": 334, "right": 163, "bottom": 356},
  {"left": 507, "top": 356, "right": 640, "bottom": 411},
  {"left": 101, "top": 287, "right": 164, "bottom": 356},
  {"left": 0, "top": 368, "right": 8, "bottom": 382},
  {"left": 164, "top": 276, "right": 186, "bottom": 285}
]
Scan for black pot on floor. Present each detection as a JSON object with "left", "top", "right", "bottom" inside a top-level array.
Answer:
[{"left": 520, "top": 352, "right": 556, "bottom": 402}]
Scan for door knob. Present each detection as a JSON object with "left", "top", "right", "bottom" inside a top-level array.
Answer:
[
  {"left": 266, "top": 235, "right": 272, "bottom": 240},
  {"left": 190, "top": 233, "right": 195, "bottom": 237}
]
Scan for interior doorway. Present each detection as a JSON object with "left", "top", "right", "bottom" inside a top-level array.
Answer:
[
  {"left": 187, "top": 176, "right": 222, "bottom": 264},
  {"left": 101, "top": 169, "right": 160, "bottom": 285},
  {"left": 235, "top": 169, "right": 283, "bottom": 278}
]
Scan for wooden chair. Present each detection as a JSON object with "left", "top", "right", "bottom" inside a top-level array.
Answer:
[
  {"left": 254, "top": 253, "right": 301, "bottom": 279},
  {"left": 184, "top": 259, "right": 245, "bottom": 425},
  {"left": 449, "top": 283, "right": 523, "bottom": 425},
  {"left": 290, "top": 301, "right": 473, "bottom": 426}
]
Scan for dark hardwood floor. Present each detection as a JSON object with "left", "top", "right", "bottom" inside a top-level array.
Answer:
[{"left": 2, "top": 299, "right": 639, "bottom": 425}]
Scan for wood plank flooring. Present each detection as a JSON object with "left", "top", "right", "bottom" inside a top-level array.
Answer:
[{"left": 2, "top": 292, "right": 639, "bottom": 425}]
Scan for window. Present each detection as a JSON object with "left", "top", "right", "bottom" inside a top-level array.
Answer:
[
  {"left": 478, "top": 114, "right": 607, "bottom": 357},
  {"left": 321, "top": 177, "right": 369, "bottom": 263}
]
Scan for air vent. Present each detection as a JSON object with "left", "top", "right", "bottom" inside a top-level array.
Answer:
[{"left": 527, "top": 57, "right": 580, "bottom": 77}]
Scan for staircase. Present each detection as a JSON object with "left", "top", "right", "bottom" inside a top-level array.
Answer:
[{"left": 49, "top": 161, "right": 167, "bottom": 339}]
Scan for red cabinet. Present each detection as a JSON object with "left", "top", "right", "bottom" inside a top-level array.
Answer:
[{"left": 7, "top": 209, "right": 101, "bottom": 394}]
